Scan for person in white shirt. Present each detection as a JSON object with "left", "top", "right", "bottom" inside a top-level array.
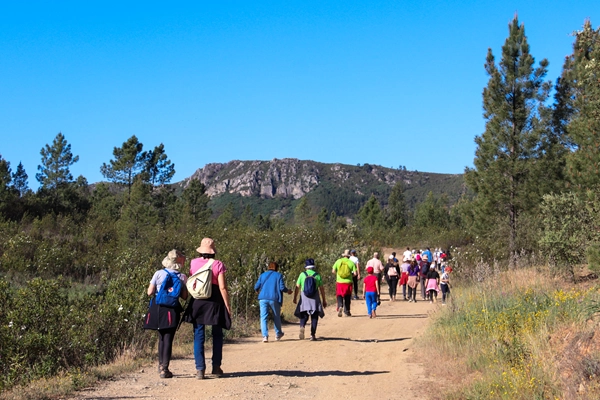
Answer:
[{"left": 366, "top": 252, "right": 384, "bottom": 288}]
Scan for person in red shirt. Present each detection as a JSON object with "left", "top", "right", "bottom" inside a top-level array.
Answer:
[{"left": 362, "top": 267, "right": 380, "bottom": 318}]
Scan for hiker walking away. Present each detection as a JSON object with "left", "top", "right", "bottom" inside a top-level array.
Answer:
[
  {"left": 419, "top": 254, "right": 431, "bottom": 300},
  {"left": 422, "top": 247, "right": 433, "bottom": 266},
  {"left": 363, "top": 266, "right": 380, "bottom": 318},
  {"left": 425, "top": 264, "right": 441, "bottom": 303},
  {"left": 254, "top": 261, "right": 293, "bottom": 343},
  {"left": 384, "top": 255, "right": 400, "bottom": 301},
  {"left": 349, "top": 250, "right": 361, "bottom": 300},
  {"left": 366, "top": 252, "right": 384, "bottom": 289},
  {"left": 293, "top": 259, "right": 327, "bottom": 340},
  {"left": 185, "top": 238, "right": 232, "bottom": 379},
  {"left": 407, "top": 258, "right": 420, "bottom": 303},
  {"left": 145, "top": 249, "right": 188, "bottom": 379},
  {"left": 440, "top": 266, "right": 452, "bottom": 305},
  {"left": 332, "top": 250, "right": 357, "bottom": 317},
  {"left": 399, "top": 256, "right": 410, "bottom": 301},
  {"left": 403, "top": 247, "right": 412, "bottom": 263}
]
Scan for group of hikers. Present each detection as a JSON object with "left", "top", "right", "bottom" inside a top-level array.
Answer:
[{"left": 144, "top": 239, "right": 451, "bottom": 380}]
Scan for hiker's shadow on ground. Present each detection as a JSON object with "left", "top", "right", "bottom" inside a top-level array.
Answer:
[
  {"left": 320, "top": 337, "right": 410, "bottom": 343},
  {"left": 228, "top": 369, "right": 389, "bottom": 378}
]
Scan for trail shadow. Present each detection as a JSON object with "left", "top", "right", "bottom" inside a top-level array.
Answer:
[
  {"left": 320, "top": 337, "right": 411, "bottom": 343},
  {"left": 376, "top": 313, "right": 428, "bottom": 319},
  {"left": 227, "top": 369, "right": 389, "bottom": 378}
]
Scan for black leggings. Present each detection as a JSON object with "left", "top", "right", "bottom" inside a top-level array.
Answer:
[
  {"left": 352, "top": 275, "right": 359, "bottom": 297},
  {"left": 407, "top": 285, "right": 417, "bottom": 300},
  {"left": 388, "top": 276, "right": 399, "bottom": 298},
  {"left": 158, "top": 328, "right": 176, "bottom": 369}
]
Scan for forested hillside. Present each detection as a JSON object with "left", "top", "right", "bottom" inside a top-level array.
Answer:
[{"left": 185, "top": 159, "right": 464, "bottom": 221}]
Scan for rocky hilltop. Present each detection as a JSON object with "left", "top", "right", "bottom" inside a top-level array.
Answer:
[{"left": 185, "top": 158, "right": 464, "bottom": 211}]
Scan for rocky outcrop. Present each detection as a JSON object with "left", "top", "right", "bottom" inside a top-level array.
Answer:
[{"left": 188, "top": 158, "right": 320, "bottom": 199}]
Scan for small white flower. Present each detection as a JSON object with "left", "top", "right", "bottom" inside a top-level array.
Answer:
[
  {"left": 8, "top": 321, "right": 13, "bottom": 328},
  {"left": 118, "top": 305, "right": 123, "bottom": 312}
]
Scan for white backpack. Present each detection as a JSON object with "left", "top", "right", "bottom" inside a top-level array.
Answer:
[{"left": 186, "top": 259, "right": 215, "bottom": 299}]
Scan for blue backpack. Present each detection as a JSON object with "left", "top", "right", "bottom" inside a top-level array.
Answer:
[
  {"left": 303, "top": 271, "right": 318, "bottom": 297},
  {"left": 156, "top": 270, "right": 182, "bottom": 308}
]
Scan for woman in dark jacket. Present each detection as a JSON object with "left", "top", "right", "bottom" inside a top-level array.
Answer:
[
  {"left": 186, "top": 238, "right": 232, "bottom": 380},
  {"left": 384, "top": 256, "right": 400, "bottom": 301}
]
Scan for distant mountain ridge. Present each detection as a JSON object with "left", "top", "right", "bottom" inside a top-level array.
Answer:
[{"left": 181, "top": 159, "right": 465, "bottom": 218}]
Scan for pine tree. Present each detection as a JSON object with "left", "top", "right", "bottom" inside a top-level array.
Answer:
[
  {"left": 387, "top": 181, "right": 407, "bottom": 229},
  {"left": 294, "top": 197, "right": 311, "bottom": 225},
  {"left": 357, "top": 194, "right": 384, "bottom": 230},
  {"left": 12, "top": 162, "right": 29, "bottom": 197},
  {"left": 564, "top": 20, "right": 600, "bottom": 188},
  {"left": 181, "top": 179, "right": 211, "bottom": 225},
  {"left": 464, "top": 16, "right": 553, "bottom": 265},
  {"left": 144, "top": 143, "right": 175, "bottom": 186},
  {"left": 100, "top": 135, "right": 145, "bottom": 195},
  {"left": 36, "top": 132, "right": 79, "bottom": 189}
]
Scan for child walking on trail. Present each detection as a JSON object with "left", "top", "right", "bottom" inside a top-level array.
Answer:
[
  {"left": 440, "top": 266, "right": 452, "bottom": 305},
  {"left": 425, "top": 265, "right": 440, "bottom": 303},
  {"left": 362, "top": 266, "right": 380, "bottom": 318}
]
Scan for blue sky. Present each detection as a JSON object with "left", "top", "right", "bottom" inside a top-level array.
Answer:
[{"left": 1, "top": 1, "right": 598, "bottom": 188}]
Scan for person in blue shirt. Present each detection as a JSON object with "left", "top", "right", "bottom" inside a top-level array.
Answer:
[{"left": 254, "top": 261, "right": 293, "bottom": 343}]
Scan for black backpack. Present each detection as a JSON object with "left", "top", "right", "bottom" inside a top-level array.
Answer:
[{"left": 303, "top": 271, "right": 318, "bottom": 297}]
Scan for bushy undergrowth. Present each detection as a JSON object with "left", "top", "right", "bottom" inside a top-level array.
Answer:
[
  {"left": 0, "top": 216, "right": 371, "bottom": 392},
  {"left": 427, "top": 268, "right": 600, "bottom": 399}
]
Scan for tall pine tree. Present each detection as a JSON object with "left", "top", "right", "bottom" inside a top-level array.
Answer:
[
  {"left": 564, "top": 20, "right": 600, "bottom": 188},
  {"left": 465, "top": 16, "right": 554, "bottom": 265}
]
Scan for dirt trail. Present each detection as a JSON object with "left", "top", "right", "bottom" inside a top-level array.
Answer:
[{"left": 72, "top": 296, "right": 439, "bottom": 400}]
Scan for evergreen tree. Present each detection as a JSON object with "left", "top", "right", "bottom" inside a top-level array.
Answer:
[
  {"left": 144, "top": 143, "right": 175, "bottom": 186},
  {"left": 564, "top": 20, "right": 600, "bottom": 188},
  {"left": 118, "top": 179, "right": 158, "bottom": 247},
  {"left": 357, "top": 194, "right": 384, "bottom": 230},
  {"left": 294, "top": 197, "right": 311, "bottom": 225},
  {"left": 100, "top": 135, "right": 145, "bottom": 195},
  {"left": 464, "top": 16, "right": 553, "bottom": 264},
  {"left": 12, "top": 162, "right": 29, "bottom": 197},
  {"left": 387, "top": 181, "right": 407, "bottom": 229},
  {"left": 181, "top": 179, "right": 211, "bottom": 225},
  {"left": 36, "top": 132, "right": 79, "bottom": 190},
  {"left": 414, "top": 191, "right": 450, "bottom": 229},
  {"left": 316, "top": 207, "right": 329, "bottom": 227}
]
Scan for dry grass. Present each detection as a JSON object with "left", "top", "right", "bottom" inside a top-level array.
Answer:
[{"left": 420, "top": 264, "right": 600, "bottom": 399}]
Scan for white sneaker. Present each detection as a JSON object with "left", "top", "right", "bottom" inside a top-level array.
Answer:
[{"left": 262, "top": 336, "right": 268, "bottom": 343}]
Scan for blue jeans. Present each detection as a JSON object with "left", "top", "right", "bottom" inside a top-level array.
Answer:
[
  {"left": 365, "top": 292, "right": 378, "bottom": 315},
  {"left": 259, "top": 299, "right": 283, "bottom": 338},
  {"left": 193, "top": 322, "right": 223, "bottom": 371}
]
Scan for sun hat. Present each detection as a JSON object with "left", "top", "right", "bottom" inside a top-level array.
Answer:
[
  {"left": 341, "top": 249, "right": 351, "bottom": 257},
  {"left": 196, "top": 238, "right": 216, "bottom": 254},
  {"left": 366, "top": 266, "right": 374, "bottom": 274},
  {"left": 445, "top": 267, "right": 453, "bottom": 273},
  {"left": 388, "top": 255, "right": 394, "bottom": 259},
  {"left": 305, "top": 258, "right": 315, "bottom": 269},
  {"left": 162, "top": 249, "right": 183, "bottom": 270}
]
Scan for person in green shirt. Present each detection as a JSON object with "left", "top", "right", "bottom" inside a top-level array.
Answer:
[
  {"left": 331, "top": 250, "right": 357, "bottom": 317},
  {"left": 293, "top": 259, "right": 327, "bottom": 341}
]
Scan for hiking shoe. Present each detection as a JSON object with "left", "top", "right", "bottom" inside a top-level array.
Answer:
[
  {"left": 310, "top": 335, "right": 317, "bottom": 341},
  {"left": 211, "top": 366, "right": 223, "bottom": 377},
  {"left": 337, "top": 308, "right": 343, "bottom": 317},
  {"left": 345, "top": 312, "right": 352, "bottom": 317},
  {"left": 160, "top": 369, "right": 173, "bottom": 379},
  {"left": 262, "top": 336, "right": 268, "bottom": 343},
  {"left": 196, "top": 370, "right": 205, "bottom": 380},
  {"left": 276, "top": 332, "right": 284, "bottom": 341},
  {"left": 299, "top": 326, "right": 305, "bottom": 340}
]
